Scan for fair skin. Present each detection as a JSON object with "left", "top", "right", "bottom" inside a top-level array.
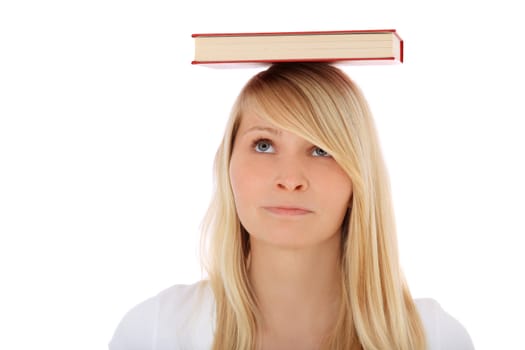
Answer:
[{"left": 229, "top": 111, "right": 353, "bottom": 349}]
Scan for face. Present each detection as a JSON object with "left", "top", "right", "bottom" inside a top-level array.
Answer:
[{"left": 229, "top": 111, "right": 353, "bottom": 249}]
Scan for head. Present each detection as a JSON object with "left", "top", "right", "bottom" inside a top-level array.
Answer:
[
  {"left": 209, "top": 62, "right": 382, "bottom": 254},
  {"left": 202, "top": 62, "right": 425, "bottom": 350},
  {"left": 228, "top": 68, "right": 356, "bottom": 251}
]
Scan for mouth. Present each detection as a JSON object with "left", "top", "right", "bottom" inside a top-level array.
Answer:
[{"left": 263, "top": 206, "right": 313, "bottom": 216}]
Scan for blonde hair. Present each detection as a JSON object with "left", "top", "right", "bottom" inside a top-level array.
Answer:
[{"left": 201, "top": 63, "right": 426, "bottom": 350}]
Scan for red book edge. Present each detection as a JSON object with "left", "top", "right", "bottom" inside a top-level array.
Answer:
[
  {"left": 191, "top": 29, "right": 398, "bottom": 37},
  {"left": 393, "top": 31, "right": 404, "bottom": 63},
  {"left": 191, "top": 57, "right": 399, "bottom": 65}
]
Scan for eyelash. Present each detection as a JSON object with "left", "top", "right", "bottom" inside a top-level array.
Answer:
[{"left": 251, "top": 138, "right": 331, "bottom": 157}]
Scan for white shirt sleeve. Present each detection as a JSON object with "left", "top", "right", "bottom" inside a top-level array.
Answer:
[
  {"left": 108, "top": 282, "right": 215, "bottom": 350},
  {"left": 415, "top": 298, "right": 475, "bottom": 350},
  {"left": 108, "top": 296, "right": 158, "bottom": 350}
]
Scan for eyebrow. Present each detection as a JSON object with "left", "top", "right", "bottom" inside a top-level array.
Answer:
[{"left": 242, "top": 126, "right": 282, "bottom": 136}]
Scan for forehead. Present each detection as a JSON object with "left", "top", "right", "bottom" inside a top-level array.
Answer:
[
  {"left": 238, "top": 111, "right": 271, "bottom": 129},
  {"left": 237, "top": 92, "right": 297, "bottom": 131},
  {"left": 235, "top": 112, "right": 282, "bottom": 139},
  {"left": 235, "top": 98, "right": 314, "bottom": 143}
]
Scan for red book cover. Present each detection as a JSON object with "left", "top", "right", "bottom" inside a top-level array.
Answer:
[{"left": 192, "top": 29, "right": 397, "bottom": 37}]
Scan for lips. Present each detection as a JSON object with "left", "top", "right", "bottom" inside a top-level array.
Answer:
[{"left": 263, "top": 206, "right": 313, "bottom": 216}]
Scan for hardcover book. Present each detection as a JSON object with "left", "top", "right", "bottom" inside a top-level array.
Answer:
[{"left": 192, "top": 29, "right": 403, "bottom": 65}]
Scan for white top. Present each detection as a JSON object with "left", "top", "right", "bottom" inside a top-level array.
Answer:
[{"left": 109, "top": 281, "right": 474, "bottom": 350}]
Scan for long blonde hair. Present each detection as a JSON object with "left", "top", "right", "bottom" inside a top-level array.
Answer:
[{"left": 201, "top": 63, "right": 426, "bottom": 349}]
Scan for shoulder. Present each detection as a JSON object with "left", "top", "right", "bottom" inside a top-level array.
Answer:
[
  {"left": 109, "top": 280, "right": 214, "bottom": 350},
  {"left": 414, "top": 298, "right": 475, "bottom": 350}
]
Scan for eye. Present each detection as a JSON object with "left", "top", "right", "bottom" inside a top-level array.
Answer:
[
  {"left": 253, "top": 139, "right": 275, "bottom": 153},
  {"left": 312, "top": 147, "right": 331, "bottom": 157}
]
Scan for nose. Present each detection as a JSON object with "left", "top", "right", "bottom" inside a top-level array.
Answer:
[{"left": 274, "top": 159, "right": 309, "bottom": 192}]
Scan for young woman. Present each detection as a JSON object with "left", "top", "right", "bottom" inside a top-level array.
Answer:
[{"left": 109, "top": 63, "right": 474, "bottom": 350}]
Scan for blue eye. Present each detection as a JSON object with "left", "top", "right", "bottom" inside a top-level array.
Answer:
[
  {"left": 312, "top": 147, "right": 330, "bottom": 157},
  {"left": 253, "top": 139, "right": 275, "bottom": 153}
]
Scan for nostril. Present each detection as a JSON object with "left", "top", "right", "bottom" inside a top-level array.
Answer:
[{"left": 276, "top": 179, "right": 308, "bottom": 192}]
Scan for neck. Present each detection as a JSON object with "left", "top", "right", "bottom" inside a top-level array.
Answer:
[{"left": 248, "top": 235, "right": 342, "bottom": 339}]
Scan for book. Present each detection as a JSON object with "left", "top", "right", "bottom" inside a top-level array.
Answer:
[{"left": 191, "top": 29, "right": 403, "bottom": 65}]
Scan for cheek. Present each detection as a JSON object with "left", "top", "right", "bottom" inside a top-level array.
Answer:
[
  {"left": 318, "top": 169, "right": 352, "bottom": 210},
  {"left": 229, "top": 153, "right": 263, "bottom": 204},
  {"left": 229, "top": 156, "right": 242, "bottom": 201},
  {"left": 338, "top": 179, "right": 353, "bottom": 210},
  {"left": 339, "top": 176, "right": 353, "bottom": 203},
  {"left": 321, "top": 174, "right": 352, "bottom": 233}
]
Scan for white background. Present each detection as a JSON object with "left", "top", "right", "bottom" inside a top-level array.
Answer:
[{"left": 1, "top": 0, "right": 524, "bottom": 349}]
